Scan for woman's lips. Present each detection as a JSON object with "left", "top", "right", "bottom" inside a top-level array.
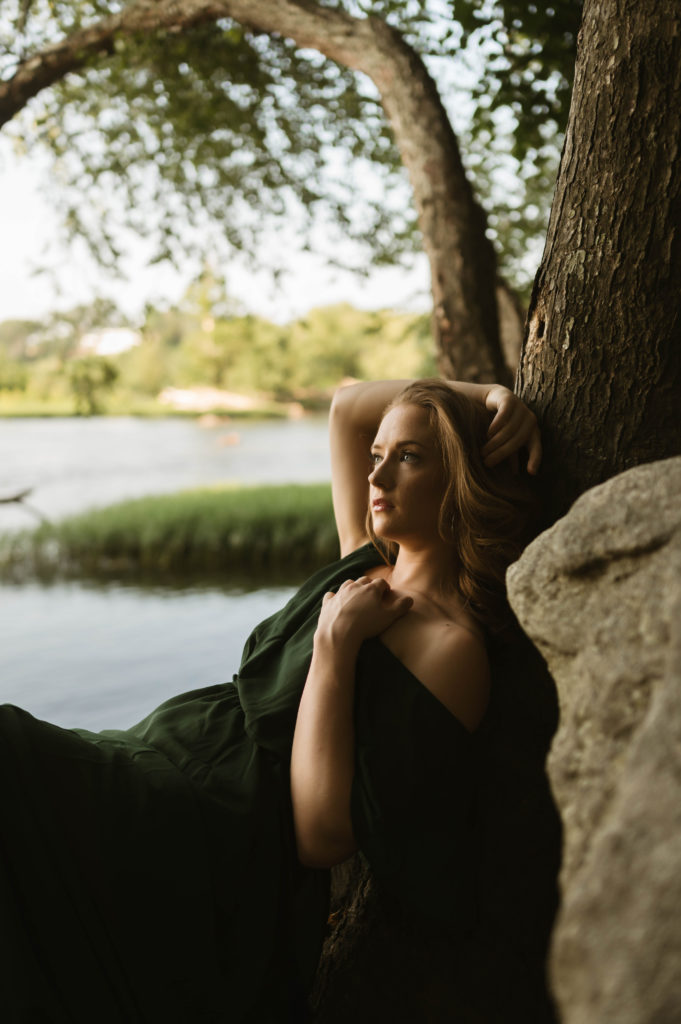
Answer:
[{"left": 371, "top": 499, "right": 394, "bottom": 511}]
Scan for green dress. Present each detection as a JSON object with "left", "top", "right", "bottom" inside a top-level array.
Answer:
[{"left": 0, "top": 545, "right": 476, "bottom": 1023}]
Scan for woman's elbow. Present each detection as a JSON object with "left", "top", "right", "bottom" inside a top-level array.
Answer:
[
  {"left": 295, "top": 827, "right": 357, "bottom": 870},
  {"left": 329, "top": 380, "right": 357, "bottom": 425}
]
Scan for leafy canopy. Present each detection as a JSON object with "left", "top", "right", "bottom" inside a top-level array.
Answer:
[
  {"left": 450, "top": 0, "right": 581, "bottom": 285},
  {"left": 1, "top": 0, "right": 581, "bottom": 295}
]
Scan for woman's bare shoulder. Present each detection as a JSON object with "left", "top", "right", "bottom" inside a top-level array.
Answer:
[
  {"left": 419, "top": 623, "right": 490, "bottom": 731},
  {"left": 385, "top": 613, "right": 490, "bottom": 732},
  {"left": 362, "top": 567, "right": 490, "bottom": 731}
]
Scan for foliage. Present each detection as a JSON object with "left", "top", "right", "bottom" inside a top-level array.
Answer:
[
  {"left": 145, "top": 295, "right": 437, "bottom": 394},
  {"left": 0, "top": 326, "right": 30, "bottom": 390},
  {"left": 4, "top": 4, "right": 410, "bottom": 274},
  {"left": 0, "top": 285, "right": 437, "bottom": 413},
  {"left": 67, "top": 355, "right": 119, "bottom": 414},
  {"left": 1, "top": 0, "right": 581, "bottom": 297},
  {"left": 0, "top": 318, "right": 43, "bottom": 360},
  {"left": 452, "top": 0, "right": 581, "bottom": 148},
  {"left": 451, "top": 0, "right": 582, "bottom": 288},
  {"left": 0, "top": 358, "right": 27, "bottom": 391},
  {"left": 0, "top": 483, "right": 339, "bottom": 579}
]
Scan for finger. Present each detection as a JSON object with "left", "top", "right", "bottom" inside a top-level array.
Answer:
[
  {"left": 486, "top": 412, "right": 530, "bottom": 452},
  {"left": 483, "top": 428, "right": 519, "bottom": 458},
  {"left": 383, "top": 587, "right": 410, "bottom": 609},
  {"left": 486, "top": 392, "right": 523, "bottom": 436},
  {"left": 370, "top": 576, "right": 390, "bottom": 593},
  {"left": 486, "top": 401, "right": 516, "bottom": 438},
  {"left": 482, "top": 425, "right": 529, "bottom": 462},
  {"left": 322, "top": 591, "right": 335, "bottom": 603},
  {"left": 483, "top": 408, "right": 537, "bottom": 455},
  {"left": 484, "top": 406, "right": 528, "bottom": 449},
  {"left": 483, "top": 437, "right": 525, "bottom": 467},
  {"left": 387, "top": 594, "right": 413, "bottom": 618}
]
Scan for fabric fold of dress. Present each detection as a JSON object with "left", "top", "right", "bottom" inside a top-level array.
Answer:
[{"left": 0, "top": 544, "right": 477, "bottom": 1023}]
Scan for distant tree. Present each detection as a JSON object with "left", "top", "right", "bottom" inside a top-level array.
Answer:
[
  {"left": 115, "top": 334, "right": 173, "bottom": 397},
  {"left": 68, "top": 355, "right": 119, "bottom": 414},
  {"left": 0, "top": 354, "right": 28, "bottom": 392},
  {"left": 0, "top": 318, "right": 44, "bottom": 362},
  {"left": 31, "top": 298, "right": 128, "bottom": 363}
]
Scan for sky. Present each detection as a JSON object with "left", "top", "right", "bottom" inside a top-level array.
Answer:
[{"left": 0, "top": 135, "right": 432, "bottom": 327}]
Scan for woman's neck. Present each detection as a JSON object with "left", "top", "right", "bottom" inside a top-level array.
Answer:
[{"left": 389, "top": 542, "right": 456, "bottom": 600}]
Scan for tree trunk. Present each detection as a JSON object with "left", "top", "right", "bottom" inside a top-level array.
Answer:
[
  {"left": 517, "top": 0, "right": 681, "bottom": 519},
  {"left": 0, "top": 0, "right": 511, "bottom": 384},
  {"left": 354, "top": 19, "right": 509, "bottom": 385},
  {"left": 509, "top": 8, "right": 681, "bottom": 1023},
  {"left": 496, "top": 278, "right": 525, "bottom": 372}
]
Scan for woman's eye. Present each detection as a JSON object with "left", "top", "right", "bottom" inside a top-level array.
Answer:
[
  {"left": 370, "top": 452, "right": 382, "bottom": 464},
  {"left": 400, "top": 451, "right": 417, "bottom": 462}
]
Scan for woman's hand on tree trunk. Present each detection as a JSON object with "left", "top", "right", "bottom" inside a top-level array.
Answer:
[{"left": 482, "top": 385, "right": 542, "bottom": 474}]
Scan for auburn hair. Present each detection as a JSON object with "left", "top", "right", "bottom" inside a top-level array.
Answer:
[{"left": 366, "top": 379, "right": 540, "bottom": 635}]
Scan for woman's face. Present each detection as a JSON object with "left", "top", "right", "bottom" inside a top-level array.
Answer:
[{"left": 368, "top": 403, "right": 447, "bottom": 547}]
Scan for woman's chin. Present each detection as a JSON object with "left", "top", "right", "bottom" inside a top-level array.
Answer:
[{"left": 372, "top": 522, "right": 398, "bottom": 544}]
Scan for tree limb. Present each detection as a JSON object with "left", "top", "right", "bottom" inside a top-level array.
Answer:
[{"left": 0, "top": 0, "right": 509, "bottom": 381}]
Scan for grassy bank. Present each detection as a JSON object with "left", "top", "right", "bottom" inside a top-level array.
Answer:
[
  {"left": 0, "top": 393, "right": 292, "bottom": 419},
  {"left": 0, "top": 483, "right": 339, "bottom": 582}
]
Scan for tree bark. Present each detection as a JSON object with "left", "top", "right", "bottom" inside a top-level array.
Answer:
[
  {"left": 0, "top": 0, "right": 511, "bottom": 383},
  {"left": 496, "top": 278, "right": 525, "bottom": 371},
  {"left": 517, "top": 0, "right": 681, "bottom": 519},
  {"left": 352, "top": 19, "right": 509, "bottom": 385}
]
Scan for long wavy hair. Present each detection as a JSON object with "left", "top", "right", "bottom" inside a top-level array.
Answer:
[{"left": 366, "top": 380, "right": 540, "bottom": 634}]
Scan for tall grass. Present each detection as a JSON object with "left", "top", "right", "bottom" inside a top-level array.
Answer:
[{"left": 0, "top": 483, "right": 339, "bottom": 581}]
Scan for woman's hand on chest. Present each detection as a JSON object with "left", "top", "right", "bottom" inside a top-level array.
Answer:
[{"left": 315, "top": 575, "right": 413, "bottom": 649}]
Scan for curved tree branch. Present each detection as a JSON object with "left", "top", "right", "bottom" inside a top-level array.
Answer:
[{"left": 0, "top": 0, "right": 511, "bottom": 383}]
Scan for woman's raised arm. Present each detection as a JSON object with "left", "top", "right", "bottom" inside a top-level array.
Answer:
[
  {"left": 329, "top": 380, "right": 412, "bottom": 557},
  {"left": 329, "top": 379, "right": 541, "bottom": 558}
]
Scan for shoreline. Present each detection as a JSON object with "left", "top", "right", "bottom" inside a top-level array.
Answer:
[
  {"left": 0, "top": 384, "right": 337, "bottom": 420},
  {"left": 0, "top": 482, "right": 338, "bottom": 583}
]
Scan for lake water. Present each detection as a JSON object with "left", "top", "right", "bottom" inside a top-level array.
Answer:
[
  {"left": 0, "top": 577, "right": 296, "bottom": 731},
  {"left": 0, "top": 415, "right": 330, "bottom": 530},
  {"left": 0, "top": 416, "right": 330, "bottom": 729}
]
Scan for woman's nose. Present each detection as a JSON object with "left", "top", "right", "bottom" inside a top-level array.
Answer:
[{"left": 369, "top": 459, "right": 391, "bottom": 488}]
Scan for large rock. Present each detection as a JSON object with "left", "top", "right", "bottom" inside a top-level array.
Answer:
[{"left": 507, "top": 457, "right": 681, "bottom": 1024}]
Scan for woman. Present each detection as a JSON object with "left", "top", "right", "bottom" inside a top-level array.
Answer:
[
  {"left": 292, "top": 378, "right": 540, "bottom": 871},
  {"left": 0, "top": 378, "right": 539, "bottom": 1023}
]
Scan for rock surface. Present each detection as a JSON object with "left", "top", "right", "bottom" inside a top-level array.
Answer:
[{"left": 507, "top": 457, "right": 681, "bottom": 1024}]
